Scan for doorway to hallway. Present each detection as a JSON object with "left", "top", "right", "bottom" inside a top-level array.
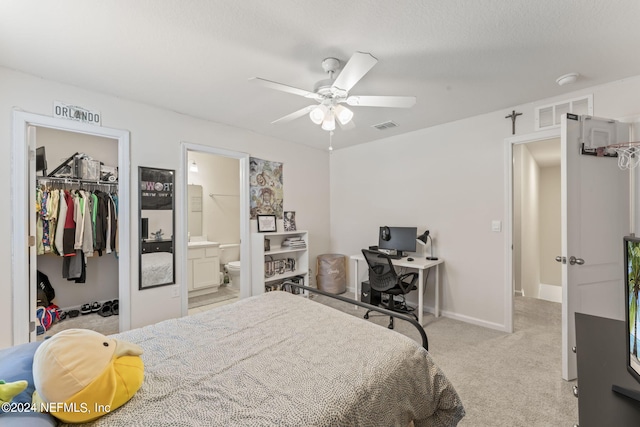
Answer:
[{"left": 512, "top": 138, "right": 562, "bottom": 303}]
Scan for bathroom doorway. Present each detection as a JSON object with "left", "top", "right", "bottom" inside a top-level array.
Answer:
[{"left": 179, "top": 143, "right": 251, "bottom": 316}]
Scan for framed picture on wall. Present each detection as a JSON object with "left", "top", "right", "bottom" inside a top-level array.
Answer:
[
  {"left": 257, "top": 214, "right": 277, "bottom": 232},
  {"left": 284, "top": 211, "right": 296, "bottom": 231}
]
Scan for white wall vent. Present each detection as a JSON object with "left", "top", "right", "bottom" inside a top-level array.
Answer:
[
  {"left": 534, "top": 94, "right": 593, "bottom": 131},
  {"left": 372, "top": 121, "right": 398, "bottom": 130}
]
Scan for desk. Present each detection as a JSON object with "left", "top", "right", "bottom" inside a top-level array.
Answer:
[{"left": 350, "top": 254, "right": 444, "bottom": 325}]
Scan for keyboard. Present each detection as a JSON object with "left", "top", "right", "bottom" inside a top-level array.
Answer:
[{"left": 377, "top": 253, "right": 402, "bottom": 260}]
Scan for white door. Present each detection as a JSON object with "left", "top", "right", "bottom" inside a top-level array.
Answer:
[{"left": 561, "top": 114, "right": 630, "bottom": 380}]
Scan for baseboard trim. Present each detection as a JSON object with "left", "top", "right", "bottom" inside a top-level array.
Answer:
[
  {"left": 437, "top": 309, "right": 508, "bottom": 332},
  {"left": 347, "top": 286, "right": 509, "bottom": 332},
  {"left": 538, "top": 283, "right": 562, "bottom": 303}
]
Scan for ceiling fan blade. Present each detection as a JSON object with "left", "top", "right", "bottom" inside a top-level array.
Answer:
[
  {"left": 346, "top": 95, "right": 416, "bottom": 108},
  {"left": 338, "top": 118, "right": 356, "bottom": 130},
  {"left": 271, "top": 105, "right": 316, "bottom": 124},
  {"left": 331, "top": 52, "right": 378, "bottom": 93},
  {"left": 250, "top": 77, "right": 317, "bottom": 98}
]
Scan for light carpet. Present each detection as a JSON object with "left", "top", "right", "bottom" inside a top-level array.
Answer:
[
  {"left": 311, "top": 292, "right": 578, "bottom": 427},
  {"left": 38, "top": 311, "right": 119, "bottom": 341}
]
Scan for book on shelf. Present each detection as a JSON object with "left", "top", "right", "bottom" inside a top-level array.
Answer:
[{"left": 282, "top": 236, "right": 306, "bottom": 248}]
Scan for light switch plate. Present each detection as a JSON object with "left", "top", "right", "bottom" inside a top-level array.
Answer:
[{"left": 491, "top": 220, "right": 502, "bottom": 232}]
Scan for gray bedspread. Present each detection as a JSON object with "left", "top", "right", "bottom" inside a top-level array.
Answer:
[{"left": 77, "top": 291, "right": 464, "bottom": 426}]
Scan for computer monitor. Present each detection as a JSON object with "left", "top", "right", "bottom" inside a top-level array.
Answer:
[{"left": 378, "top": 226, "right": 417, "bottom": 257}]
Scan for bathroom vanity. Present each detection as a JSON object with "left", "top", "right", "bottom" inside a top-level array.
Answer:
[{"left": 187, "top": 241, "right": 221, "bottom": 296}]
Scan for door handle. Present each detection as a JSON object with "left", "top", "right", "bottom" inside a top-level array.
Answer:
[
  {"left": 555, "top": 256, "right": 566, "bottom": 264},
  {"left": 569, "top": 256, "right": 585, "bottom": 265}
]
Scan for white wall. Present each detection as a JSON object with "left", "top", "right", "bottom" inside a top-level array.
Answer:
[
  {"left": 520, "top": 144, "right": 541, "bottom": 299},
  {"left": 513, "top": 146, "right": 522, "bottom": 294},
  {"left": 539, "top": 166, "right": 561, "bottom": 287},
  {"left": 331, "top": 75, "right": 640, "bottom": 330},
  {"left": 0, "top": 66, "right": 331, "bottom": 348}
]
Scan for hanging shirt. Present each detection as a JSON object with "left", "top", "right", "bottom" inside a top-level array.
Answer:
[
  {"left": 105, "top": 193, "right": 112, "bottom": 254},
  {"left": 62, "top": 190, "right": 76, "bottom": 257},
  {"left": 36, "top": 188, "right": 44, "bottom": 255},
  {"left": 54, "top": 190, "right": 68, "bottom": 256},
  {"left": 46, "top": 189, "right": 60, "bottom": 254},
  {"left": 41, "top": 190, "right": 52, "bottom": 253},
  {"left": 81, "top": 190, "right": 94, "bottom": 257},
  {"left": 73, "top": 191, "right": 84, "bottom": 250}
]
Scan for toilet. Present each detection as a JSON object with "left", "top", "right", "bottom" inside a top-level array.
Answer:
[{"left": 220, "top": 243, "right": 241, "bottom": 290}]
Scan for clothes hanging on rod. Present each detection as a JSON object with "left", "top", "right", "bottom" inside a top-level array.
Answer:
[{"left": 36, "top": 177, "right": 118, "bottom": 283}]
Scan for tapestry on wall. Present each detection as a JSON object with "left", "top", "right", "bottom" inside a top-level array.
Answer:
[{"left": 249, "top": 157, "right": 283, "bottom": 219}]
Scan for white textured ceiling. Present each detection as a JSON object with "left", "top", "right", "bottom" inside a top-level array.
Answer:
[{"left": 1, "top": 1, "right": 640, "bottom": 151}]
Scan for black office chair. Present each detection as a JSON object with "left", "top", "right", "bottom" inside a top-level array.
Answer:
[{"left": 361, "top": 249, "right": 419, "bottom": 329}]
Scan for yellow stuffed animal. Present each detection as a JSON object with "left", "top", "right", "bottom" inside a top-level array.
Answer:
[
  {"left": 0, "top": 379, "right": 28, "bottom": 404},
  {"left": 32, "top": 328, "right": 144, "bottom": 423}
]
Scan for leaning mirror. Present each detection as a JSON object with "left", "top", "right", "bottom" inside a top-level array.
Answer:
[{"left": 139, "top": 167, "right": 175, "bottom": 289}]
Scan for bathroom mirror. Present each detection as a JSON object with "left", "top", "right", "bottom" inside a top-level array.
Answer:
[{"left": 139, "top": 166, "right": 175, "bottom": 289}]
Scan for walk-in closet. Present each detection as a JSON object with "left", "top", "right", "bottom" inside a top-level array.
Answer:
[{"left": 34, "top": 127, "right": 120, "bottom": 340}]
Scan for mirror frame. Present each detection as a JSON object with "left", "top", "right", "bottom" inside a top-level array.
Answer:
[{"left": 139, "top": 166, "right": 175, "bottom": 289}]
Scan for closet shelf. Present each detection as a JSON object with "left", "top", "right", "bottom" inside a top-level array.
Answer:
[{"left": 37, "top": 176, "right": 118, "bottom": 187}]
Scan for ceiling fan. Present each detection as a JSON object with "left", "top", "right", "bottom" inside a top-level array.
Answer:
[{"left": 250, "top": 52, "right": 416, "bottom": 131}]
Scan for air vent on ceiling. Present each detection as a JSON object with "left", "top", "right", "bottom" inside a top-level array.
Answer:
[{"left": 372, "top": 121, "right": 398, "bottom": 130}]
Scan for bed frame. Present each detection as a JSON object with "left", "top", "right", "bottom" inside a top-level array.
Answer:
[{"left": 283, "top": 281, "right": 429, "bottom": 350}]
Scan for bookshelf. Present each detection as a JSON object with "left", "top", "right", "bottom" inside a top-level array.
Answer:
[{"left": 251, "top": 230, "right": 309, "bottom": 295}]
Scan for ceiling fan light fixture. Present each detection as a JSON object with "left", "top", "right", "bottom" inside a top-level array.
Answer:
[
  {"left": 335, "top": 105, "right": 354, "bottom": 125},
  {"left": 321, "top": 111, "right": 336, "bottom": 131},
  {"left": 309, "top": 104, "right": 327, "bottom": 124}
]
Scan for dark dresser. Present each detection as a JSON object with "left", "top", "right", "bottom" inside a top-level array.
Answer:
[{"left": 575, "top": 313, "right": 640, "bottom": 426}]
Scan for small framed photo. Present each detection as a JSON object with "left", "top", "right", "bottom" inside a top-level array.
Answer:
[
  {"left": 284, "top": 211, "right": 297, "bottom": 231},
  {"left": 257, "top": 214, "right": 277, "bottom": 232}
]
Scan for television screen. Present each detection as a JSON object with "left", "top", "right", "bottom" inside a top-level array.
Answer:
[{"left": 624, "top": 235, "right": 640, "bottom": 383}]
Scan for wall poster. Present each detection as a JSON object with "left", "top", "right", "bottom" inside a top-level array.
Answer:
[{"left": 249, "top": 157, "right": 283, "bottom": 219}]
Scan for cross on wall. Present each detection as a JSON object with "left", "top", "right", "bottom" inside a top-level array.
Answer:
[{"left": 505, "top": 110, "right": 523, "bottom": 135}]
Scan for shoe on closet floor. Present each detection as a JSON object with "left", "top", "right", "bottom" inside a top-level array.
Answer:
[
  {"left": 80, "top": 304, "right": 92, "bottom": 315},
  {"left": 90, "top": 301, "right": 101, "bottom": 313},
  {"left": 67, "top": 309, "right": 80, "bottom": 318},
  {"left": 111, "top": 299, "right": 119, "bottom": 316},
  {"left": 98, "top": 301, "right": 113, "bottom": 317}
]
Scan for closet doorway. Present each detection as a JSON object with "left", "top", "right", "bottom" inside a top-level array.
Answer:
[
  {"left": 179, "top": 143, "right": 251, "bottom": 317},
  {"left": 12, "top": 111, "right": 131, "bottom": 345}
]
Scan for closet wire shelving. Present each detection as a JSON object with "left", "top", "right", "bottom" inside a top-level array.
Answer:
[{"left": 36, "top": 176, "right": 118, "bottom": 191}]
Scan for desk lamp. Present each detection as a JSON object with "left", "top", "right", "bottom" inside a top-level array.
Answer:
[{"left": 417, "top": 230, "right": 438, "bottom": 260}]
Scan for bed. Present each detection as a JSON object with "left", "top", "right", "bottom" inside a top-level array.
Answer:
[
  {"left": 140, "top": 251, "right": 173, "bottom": 287},
  {"left": 69, "top": 290, "right": 463, "bottom": 426},
  {"left": 1, "top": 290, "right": 464, "bottom": 426}
]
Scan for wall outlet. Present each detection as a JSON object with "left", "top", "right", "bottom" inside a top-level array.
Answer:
[
  {"left": 171, "top": 285, "right": 180, "bottom": 298},
  {"left": 491, "top": 220, "right": 502, "bottom": 232}
]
